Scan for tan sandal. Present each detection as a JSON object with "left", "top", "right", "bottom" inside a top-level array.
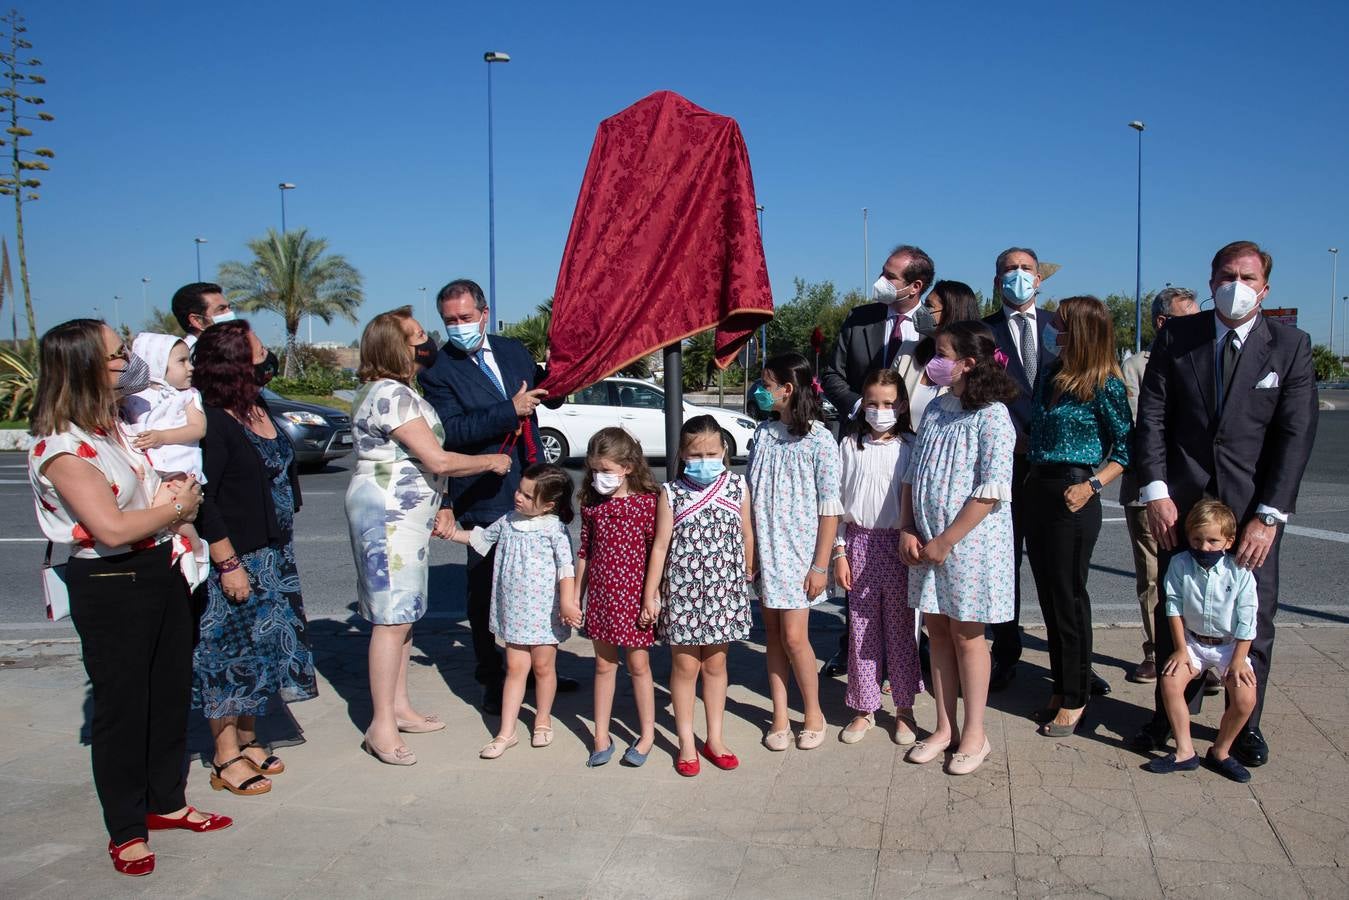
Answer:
[
  {"left": 209, "top": 756, "right": 271, "bottom": 795},
  {"left": 531, "top": 726, "right": 554, "bottom": 748},
  {"left": 240, "top": 740, "right": 285, "bottom": 774},
  {"left": 479, "top": 735, "right": 519, "bottom": 760},
  {"left": 892, "top": 710, "right": 918, "bottom": 746}
]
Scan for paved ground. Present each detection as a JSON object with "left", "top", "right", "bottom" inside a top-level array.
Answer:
[{"left": 1, "top": 621, "right": 1347, "bottom": 898}]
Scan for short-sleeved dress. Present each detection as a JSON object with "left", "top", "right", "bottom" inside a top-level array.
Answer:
[
  {"left": 579, "top": 492, "right": 657, "bottom": 648},
  {"left": 470, "top": 512, "right": 574, "bottom": 645},
  {"left": 344, "top": 378, "right": 448, "bottom": 625},
  {"left": 658, "top": 473, "right": 752, "bottom": 645},
  {"left": 904, "top": 394, "right": 1016, "bottom": 624},
  {"left": 746, "top": 419, "right": 844, "bottom": 609}
]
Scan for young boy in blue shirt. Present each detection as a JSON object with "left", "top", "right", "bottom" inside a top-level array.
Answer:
[{"left": 1144, "top": 499, "right": 1259, "bottom": 783}]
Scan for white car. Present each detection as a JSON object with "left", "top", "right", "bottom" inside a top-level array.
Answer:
[{"left": 535, "top": 377, "right": 758, "bottom": 464}]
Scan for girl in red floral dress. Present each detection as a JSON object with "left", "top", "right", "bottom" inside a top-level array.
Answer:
[{"left": 575, "top": 428, "right": 661, "bottom": 768}]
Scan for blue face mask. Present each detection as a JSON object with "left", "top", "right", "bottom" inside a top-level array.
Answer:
[
  {"left": 684, "top": 458, "right": 725, "bottom": 484},
  {"left": 1191, "top": 548, "right": 1226, "bottom": 569},
  {"left": 752, "top": 382, "right": 776, "bottom": 412},
  {"left": 446, "top": 320, "right": 485, "bottom": 353},
  {"left": 1043, "top": 327, "right": 1063, "bottom": 358},
  {"left": 1000, "top": 269, "right": 1037, "bottom": 305}
]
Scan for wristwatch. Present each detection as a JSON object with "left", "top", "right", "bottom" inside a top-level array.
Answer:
[
  {"left": 1258, "top": 512, "right": 1280, "bottom": 527},
  {"left": 1088, "top": 477, "right": 1103, "bottom": 494}
]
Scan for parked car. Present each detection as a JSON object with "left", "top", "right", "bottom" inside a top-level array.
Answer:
[
  {"left": 262, "top": 388, "right": 353, "bottom": 470},
  {"left": 535, "top": 377, "right": 758, "bottom": 464}
]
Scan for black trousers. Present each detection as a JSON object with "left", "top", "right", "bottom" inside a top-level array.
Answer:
[
  {"left": 67, "top": 542, "right": 193, "bottom": 845},
  {"left": 1025, "top": 465, "right": 1101, "bottom": 709},
  {"left": 466, "top": 545, "right": 504, "bottom": 686},
  {"left": 990, "top": 453, "right": 1030, "bottom": 666},
  {"left": 1148, "top": 529, "right": 1281, "bottom": 732}
]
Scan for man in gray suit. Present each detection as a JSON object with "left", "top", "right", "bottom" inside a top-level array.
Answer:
[
  {"left": 1132, "top": 240, "right": 1318, "bottom": 767},
  {"left": 1120, "top": 286, "right": 1198, "bottom": 684}
]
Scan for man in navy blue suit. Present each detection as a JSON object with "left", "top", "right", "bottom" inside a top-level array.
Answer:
[{"left": 417, "top": 279, "right": 574, "bottom": 713}]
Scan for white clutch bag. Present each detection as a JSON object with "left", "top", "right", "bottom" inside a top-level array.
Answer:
[{"left": 42, "top": 541, "right": 70, "bottom": 622}]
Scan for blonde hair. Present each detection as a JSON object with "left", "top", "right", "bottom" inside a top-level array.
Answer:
[
  {"left": 30, "top": 319, "right": 118, "bottom": 437},
  {"left": 1186, "top": 499, "right": 1237, "bottom": 541},
  {"left": 357, "top": 306, "right": 416, "bottom": 384}
]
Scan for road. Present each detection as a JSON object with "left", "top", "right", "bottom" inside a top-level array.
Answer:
[{"left": 2, "top": 410, "right": 1346, "bottom": 641}]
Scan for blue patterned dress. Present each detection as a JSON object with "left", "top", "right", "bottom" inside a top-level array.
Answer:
[
  {"left": 193, "top": 428, "right": 317, "bottom": 718},
  {"left": 344, "top": 379, "right": 447, "bottom": 625}
]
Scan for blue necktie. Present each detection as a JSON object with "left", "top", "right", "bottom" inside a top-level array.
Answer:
[{"left": 475, "top": 349, "right": 508, "bottom": 399}]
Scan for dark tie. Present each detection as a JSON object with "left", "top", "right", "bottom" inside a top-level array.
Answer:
[
  {"left": 885, "top": 315, "right": 908, "bottom": 368},
  {"left": 1219, "top": 330, "right": 1240, "bottom": 413},
  {"left": 1017, "top": 313, "right": 1037, "bottom": 387}
]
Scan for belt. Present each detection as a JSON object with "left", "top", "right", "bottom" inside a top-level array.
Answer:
[
  {"left": 1187, "top": 629, "right": 1231, "bottom": 647},
  {"left": 1027, "top": 463, "right": 1093, "bottom": 479}
]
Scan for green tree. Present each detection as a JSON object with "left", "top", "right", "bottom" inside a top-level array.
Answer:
[
  {"left": 0, "top": 10, "right": 55, "bottom": 357},
  {"left": 218, "top": 228, "right": 364, "bottom": 377},
  {"left": 1312, "top": 344, "right": 1345, "bottom": 382},
  {"left": 1103, "top": 292, "right": 1157, "bottom": 356},
  {"left": 140, "top": 307, "right": 185, "bottom": 337},
  {"left": 767, "top": 279, "right": 862, "bottom": 362}
]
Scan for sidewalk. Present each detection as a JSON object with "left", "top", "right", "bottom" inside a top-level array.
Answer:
[{"left": 1, "top": 620, "right": 1346, "bottom": 898}]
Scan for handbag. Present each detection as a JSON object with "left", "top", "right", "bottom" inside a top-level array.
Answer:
[{"left": 41, "top": 541, "right": 70, "bottom": 622}]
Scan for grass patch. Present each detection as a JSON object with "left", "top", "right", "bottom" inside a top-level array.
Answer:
[{"left": 0, "top": 419, "right": 28, "bottom": 430}]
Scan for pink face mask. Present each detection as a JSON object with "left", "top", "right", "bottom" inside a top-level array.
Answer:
[{"left": 925, "top": 356, "right": 961, "bottom": 386}]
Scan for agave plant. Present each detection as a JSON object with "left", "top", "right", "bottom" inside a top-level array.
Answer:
[{"left": 0, "top": 346, "right": 36, "bottom": 422}]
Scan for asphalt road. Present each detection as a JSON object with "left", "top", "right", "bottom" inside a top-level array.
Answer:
[{"left": 2, "top": 409, "right": 1346, "bottom": 641}]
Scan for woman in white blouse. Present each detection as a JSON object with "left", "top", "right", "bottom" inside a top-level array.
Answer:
[{"left": 27, "top": 319, "right": 226, "bottom": 877}]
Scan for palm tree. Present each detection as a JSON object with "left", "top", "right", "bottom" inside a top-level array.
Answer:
[{"left": 218, "top": 228, "right": 364, "bottom": 377}]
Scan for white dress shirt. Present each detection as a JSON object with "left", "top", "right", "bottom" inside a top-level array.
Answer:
[
  {"left": 1002, "top": 303, "right": 1038, "bottom": 360},
  {"left": 882, "top": 309, "right": 921, "bottom": 349},
  {"left": 476, "top": 336, "right": 507, "bottom": 395}
]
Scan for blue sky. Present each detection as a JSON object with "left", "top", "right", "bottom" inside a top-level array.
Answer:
[{"left": 15, "top": 1, "right": 1349, "bottom": 350}]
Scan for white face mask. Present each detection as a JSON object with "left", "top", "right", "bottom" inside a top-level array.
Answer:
[
  {"left": 864, "top": 408, "right": 897, "bottom": 432},
  {"left": 871, "top": 276, "right": 897, "bottom": 304},
  {"left": 1213, "top": 280, "right": 1262, "bottom": 320},
  {"left": 592, "top": 471, "right": 624, "bottom": 495},
  {"left": 209, "top": 309, "right": 236, "bottom": 326}
]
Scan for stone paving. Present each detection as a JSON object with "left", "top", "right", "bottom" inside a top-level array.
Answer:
[{"left": 0, "top": 619, "right": 1346, "bottom": 898}]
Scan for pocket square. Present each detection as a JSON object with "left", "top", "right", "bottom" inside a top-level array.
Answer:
[{"left": 1255, "top": 372, "right": 1279, "bottom": 389}]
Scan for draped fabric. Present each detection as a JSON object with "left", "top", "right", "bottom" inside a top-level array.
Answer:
[{"left": 539, "top": 91, "right": 774, "bottom": 399}]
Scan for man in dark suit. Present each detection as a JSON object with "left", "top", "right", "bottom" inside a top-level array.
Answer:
[
  {"left": 820, "top": 244, "right": 935, "bottom": 676},
  {"left": 418, "top": 279, "right": 574, "bottom": 714},
  {"left": 1132, "top": 240, "right": 1318, "bottom": 767}
]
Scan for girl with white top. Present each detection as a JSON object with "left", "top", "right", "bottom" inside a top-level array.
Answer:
[
  {"left": 746, "top": 352, "right": 843, "bottom": 752},
  {"left": 834, "top": 369, "right": 923, "bottom": 745}
]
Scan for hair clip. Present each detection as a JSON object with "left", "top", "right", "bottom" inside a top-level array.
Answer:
[{"left": 993, "top": 349, "right": 1010, "bottom": 370}]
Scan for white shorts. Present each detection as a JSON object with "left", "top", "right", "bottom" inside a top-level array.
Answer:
[{"left": 1185, "top": 636, "right": 1236, "bottom": 679}]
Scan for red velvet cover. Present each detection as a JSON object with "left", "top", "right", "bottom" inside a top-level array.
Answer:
[{"left": 539, "top": 91, "right": 773, "bottom": 399}]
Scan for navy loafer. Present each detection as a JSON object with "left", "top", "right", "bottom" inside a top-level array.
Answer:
[
  {"left": 1206, "top": 751, "right": 1251, "bottom": 783},
  {"left": 1143, "top": 752, "right": 1201, "bottom": 774}
]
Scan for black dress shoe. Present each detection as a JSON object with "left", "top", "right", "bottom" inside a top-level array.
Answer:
[
  {"left": 556, "top": 675, "right": 580, "bottom": 693},
  {"left": 1090, "top": 670, "right": 1112, "bottom": 696},
  {"left": 1202, "top": 669, "right": 1222, "bottom": 697},
  {"left": 1130, "top": 723, "right": 1171, "bottom": 753},
  {"left": 989, "top": 661, "right": 1017, "bottom": 693},
  {"left": 481, "top": 684, "right": 503, "bottom": 716},
  {"left": 822, "top": 651, "right": 846, "bottom": 678},
  {"left": 1232, "top": 727, "right": 1268, "bottom": 768}
]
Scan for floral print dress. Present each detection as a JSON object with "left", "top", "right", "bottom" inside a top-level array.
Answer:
[
  {"left": 344, "top": 379, "right": 447, "bottom": 625},
  {"left": 579, "top": 492, "right": 657, "bottom": 648},
  {"left": 469, "top": 513, "right": 574, "bottom": 645},
  {"left": 658, "top": 473, "right": 752, "bottom": 646}
]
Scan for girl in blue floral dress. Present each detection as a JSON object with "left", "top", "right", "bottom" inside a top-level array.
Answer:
[{"left": 448, "top": 463, "right": 579, "bottom": 760}]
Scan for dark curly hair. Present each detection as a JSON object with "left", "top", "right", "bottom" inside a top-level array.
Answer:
[
  {"left": 193, "top": 320, "right": 260, "bottom": 421},
  {"left": 762, "top": 352, "right": 822, "bottom": 437},
  {"left": 939, "top": 320, "right": 1020, "bottom": 411},
  {"left": 521, "top": 462, "right": 575, "bottom": 524}
]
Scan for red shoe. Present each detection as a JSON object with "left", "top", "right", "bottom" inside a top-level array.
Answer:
[
  {"left": 147, "top": 806, "right": 233, "bottom": 833},
  {"left": 700, "top": 744, "right": 740, "bottom": 771},
  {"left": 675, "top": 755, "right": 701, "bottom": 777},
  {"left": 108, "top": 838, "right": 155, "bottom": 876}
]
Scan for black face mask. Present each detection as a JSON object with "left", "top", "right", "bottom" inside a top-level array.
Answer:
[
  {"left": 254, "top": 350, "right": 279, "bottom": 386},
  {"left": 1191, "top": 548, "right": 1226, "bottom": 569},
  {"left": 413, "top": 336, "right": 439, "bottom": 369}
]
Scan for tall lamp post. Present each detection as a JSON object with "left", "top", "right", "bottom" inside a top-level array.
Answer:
[
  {"left": 756, "top": 203, "right": 767, "bottom": 368},
  {"left": 484, "top": 50, "right": 511, "bottom": 331},
  {"left": 112, "top": 295, "right": 122, "bottom": 331},
  {"left": 141, "top": 276, "right": 150, "bottom": 324},
  {"left": 419, "top": 286, "right": 428, "bottom": 326},
  {"left": 862, "top": 207, "right": 869, "bottom": 295},
  {"left": 1128, "top": 121, "right": 1145, "bottom": 354},
  {"left": 1330, "top": 248, "right": 1339, "bottom": 353},
  {"left": 194, "top": 237, "right": 208, "bottom": 281},
  {"left": 279, "top": 182, "right": 295, "bottom": 235}
]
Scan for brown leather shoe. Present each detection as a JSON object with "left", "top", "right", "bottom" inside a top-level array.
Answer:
[{"left": 1129, "top": 658, "right": 1158, "bottom": 683}]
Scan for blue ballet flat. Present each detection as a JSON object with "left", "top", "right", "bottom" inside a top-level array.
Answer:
[
  {"left": 586, "top": 742, "right": 615, "bottom": 768},
  {"left": 621, "top": 745, "right": 650, "bottom": 767}
]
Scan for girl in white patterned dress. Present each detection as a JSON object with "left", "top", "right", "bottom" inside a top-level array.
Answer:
[
  {"left": 899, "top": 321, "right": 1019, "bottom": 776},
  {"left": 746, "top": 353, "right": 842, "bottom": 753},
  {"left": 447, "top": 463, "right": 580, "bottom": 759},
  {"left": 641, "top": 416, "right": 754, "bottom": 776}
]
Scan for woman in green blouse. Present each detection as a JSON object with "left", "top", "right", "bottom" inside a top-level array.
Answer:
[{"left": 1025, "top": 296, "right": 1133, "bottom": 736}]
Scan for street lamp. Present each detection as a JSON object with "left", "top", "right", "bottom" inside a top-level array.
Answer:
[
  {"left": 1331, "top": 248, "right": 1339, "bottom": 352},
  {"left": 484, "top": 50, "right": 511, "bottom": 332},
  {"left": 1342, "top": 295, "right": 1348, "bottom": 359},
  {"left": 194, "top": 237, "right": 208, "bottom": 281},
  {"left": 756, "top": 204, "right": 767, "bottom": 369},
  {"left": 1128, "top": 121, "right": 1145, "bottom": 354},
  {"left": 862, "top": 207, "right": 869, "bottom": 295},
  {"left": 279, "top": 182, "right": 296, "bottom": 235},
  {"left": 419, "top": 286, "right": 428, "bottom": 325},
  {"left": 141, "top": 276, "right": 150, "bottom": 323},
  {"left": 112, "top": 295, "right": 122, "bottom": 331}
]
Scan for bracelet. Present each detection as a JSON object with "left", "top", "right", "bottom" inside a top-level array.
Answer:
[
  {"left": 171, "top": 502, "right": 184, "bottom": 523},
  {"left": 810, "top": 564, "right": 828, "bottom": 575},
  {"left": 217, "top": 555, "right": 241, "bottom": 574},
  {"left": 831, "top": 549, "right": 847, "bottom": 561}
]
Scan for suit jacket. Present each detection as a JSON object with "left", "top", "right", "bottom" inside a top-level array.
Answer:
[
  {"left": 198, "top": 402, "right": 302, "bottom": 555},
  {"left": 1134, "top": 311, "right": 1318, "bottom": 523},
  {"left": 983, "top": 305, "right": 1052, "bottom": 440},
  {"left": 417, "top": 335, "right": 539, "bottom": 526},
  {"left": 821, "top": 302, "right": 923, "bottom": 415},
  {"left": 1117, "top": 349, "right": 1150, "bottom": 505}
]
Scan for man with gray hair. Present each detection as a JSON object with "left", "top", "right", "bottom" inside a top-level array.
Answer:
[{"left": 1119, "top": 286, "right": 1199, "bottom": 683}]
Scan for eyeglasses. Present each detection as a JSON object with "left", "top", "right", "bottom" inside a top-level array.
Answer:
[{"left": 106, "top": 345, "right": 129, "bottom": 362}]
